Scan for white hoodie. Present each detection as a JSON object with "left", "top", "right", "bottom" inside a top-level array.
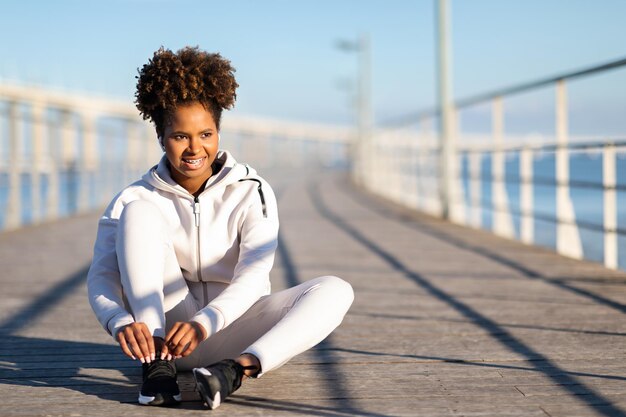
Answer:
[{"left": 87, "top": 150, "right": 279, "bottom": 340}]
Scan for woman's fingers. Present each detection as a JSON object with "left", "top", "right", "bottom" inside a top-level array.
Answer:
[
  {"left": 117, "top": 332, "right": 136, "bottom": 360},
  {"left": 164, "top": 322, "right": 183, "bottom": 358},
  {"left": 166, "top": 324, "right": 189, "bottom": 356},
  {"left": 117, "top": 322, "right": 204, "bottom": 362},
  {"left": 131, "top": 326, "right": 152, "bottom": 362},
  {"left": 123, "top": 329, "right": 145, "bottom": 362},
  {"left": 117, "top": 323, "right": 156, "bottom": 363},
  {"left": 165, "top": 322, "right": 201, "bottom": 357},
  {"left": 180, "top": 339, "right": 197, "bottom": 357},
  {"left": 154, "top": 337, "right": 169, "bottom": 360},
  {"left": 164, "top": 322, "right": 182, "bottom": 345},
  {"left": 143, "top": 327, "right": 156, "bottom": 361}
]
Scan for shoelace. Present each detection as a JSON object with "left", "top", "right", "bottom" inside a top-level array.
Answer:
[{"left": 144, "top": 359, "right": 176, "bottom": 381}]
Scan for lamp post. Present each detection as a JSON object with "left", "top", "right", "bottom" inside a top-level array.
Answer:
[
  {"left": 336, "top": 34, "right": 372, "bottom": 184},
  {"left": 436, "top": 0, "right": 454, "bottom": 219}
]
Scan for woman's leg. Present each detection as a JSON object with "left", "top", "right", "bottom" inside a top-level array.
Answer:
[
  {"left": 116, "top": 200, "right": 201, "bottom": 406},
  {"left": 245, "top": 275, "right": 353, "bottom": 375},
  {"left": 184, "top": 275, "right": 354, "bottom": 375},
  {"left": 116, "top": 200, "right": 199, "bottom": 340},
  {"left": 190, "top": 276, "right": 353, "bottom": 409}
]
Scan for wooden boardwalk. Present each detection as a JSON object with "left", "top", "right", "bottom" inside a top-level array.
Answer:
[{"left": 2, "top": 171, "right": 626, "bottom": 416}]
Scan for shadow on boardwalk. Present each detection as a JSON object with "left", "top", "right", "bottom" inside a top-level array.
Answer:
[
  {"left": 0, "top": 266, "right": 141, "bottom": 404},
  {"left": 309, "top": 180, "right": 626, "bottom": 417}
]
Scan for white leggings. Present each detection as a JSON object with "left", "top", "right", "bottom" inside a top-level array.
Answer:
[{"left": 116, "top": 200, "right": 354, "bottom": 374}]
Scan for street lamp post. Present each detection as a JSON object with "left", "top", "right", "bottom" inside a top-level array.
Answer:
[
  {"left": 437, "top": 0, "right": 455, "bottom": 220},
  {"left": 336, "top": 34, "right": 372, "bottom": 184}
]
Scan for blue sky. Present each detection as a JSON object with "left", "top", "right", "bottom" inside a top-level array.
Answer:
[{"left": 2, "top": 0, "right": 626, "bottom": 134}]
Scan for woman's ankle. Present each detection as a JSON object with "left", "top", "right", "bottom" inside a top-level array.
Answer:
[{"left": 236, "top": 353, "right": 261, "bottom": 378}]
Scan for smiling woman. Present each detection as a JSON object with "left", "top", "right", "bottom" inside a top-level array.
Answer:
[{"left": 85, "top": 46, "right": 354, "bottom": 410}]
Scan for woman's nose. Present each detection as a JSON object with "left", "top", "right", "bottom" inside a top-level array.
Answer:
[{"left": 187, "top": 137, "right": 201, "bottom": 154}]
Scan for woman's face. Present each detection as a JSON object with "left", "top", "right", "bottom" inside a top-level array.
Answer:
[{"left": 161, "top": 102, "right": 219, "bottom": 196}]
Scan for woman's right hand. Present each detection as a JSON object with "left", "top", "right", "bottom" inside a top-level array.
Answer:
[{"left": 116, "top": 322, "right": 156, "bottom": 363}]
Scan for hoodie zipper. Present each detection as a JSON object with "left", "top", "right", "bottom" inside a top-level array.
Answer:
[
  {"left": 147, "top": 160, "right": 251, "bottom": 307},
  {"left": 193, "top": 196, "right": 208, "bottom": 306}
]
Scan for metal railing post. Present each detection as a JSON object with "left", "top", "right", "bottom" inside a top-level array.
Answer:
[
  {"left": 408, "top": 131, "right": 419, "bottom": 209},
  {"left": 368, "top": 132, "right": 376, "bottom": 192},
  {"left": 365, "top": 133, "right": 371, "bottom": 188},
  {"left": 555, "top": 80, "right": 583, "bottom": 259},
  {"left": 60, "top": 109, "right": 75, "bottom": 166},
  {"left": 45, "top": 117, "right": 59, "bottom": 221},
  {"left": 492, "top": 96, "right": 514, "bottom": 238},
  {"left": 519, "top": 145, "right": 534, "bottom": 244},
  {"left": 145, "top": 124, "right": 160, "bottom": 172},
  {"left": 31, "top": 100, "right": 46, "bottom": 223},
  {"left": 125, "top": 119, "right": 141, "bottom": 185},
  {"left": 603, "top": 144, "right": 617, "bottom": 268},
  {"left": 6, "top": 101, "right": 22, "bottom": 229},
  {"left": 394, "top": 131, "right": 404, "bottom": 204},
  {"left": 416, "top": 117, "right": 428, "bottom": 211},
  {"left": 78, "top": 111, "right": 98, "bottom": 212},
  {"left": 437, "top": 0, "right": 454, "bottom": 220},
  {"left": 63, "top": 110, "right": 79, "bottom": 214},
  {"left": 449, "top": 107, "right": 465, "bottom": 224},
  {"left": 469, "top": 150, "right": 482, "bottom": 228}
]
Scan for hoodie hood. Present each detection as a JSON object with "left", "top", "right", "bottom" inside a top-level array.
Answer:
[{"left": 142, "top": 150, "right": 255, "bottom": 198}]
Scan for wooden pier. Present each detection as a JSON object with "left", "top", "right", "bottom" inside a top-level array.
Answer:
[{"left": 2, "top": 172, "right": 626, "bottom": 416}]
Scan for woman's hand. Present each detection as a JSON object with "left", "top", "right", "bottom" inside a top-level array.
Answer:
[
  {"left": 116, "top": 322, "right": 155, "bottom": 363},
  {"left": 164, "top": 321, "right": 207, "bottom": 358}
]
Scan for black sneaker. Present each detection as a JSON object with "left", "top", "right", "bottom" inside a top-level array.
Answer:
[
  {"left": 138, "top": 358, "right": 182, "bottom": 406},
  {"left": 192, "top": 359, "right": 245, "bottom": 409}
]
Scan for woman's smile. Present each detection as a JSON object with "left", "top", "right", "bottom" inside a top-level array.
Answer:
[{"left": 181, "top": 156, "right": 207, "bottom": 169}]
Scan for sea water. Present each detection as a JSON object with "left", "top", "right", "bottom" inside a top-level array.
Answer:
[{"left": 460, "top": 151, "right": 626, "bottom": 270}]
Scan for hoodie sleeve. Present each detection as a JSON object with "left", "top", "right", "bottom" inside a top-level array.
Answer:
[
  {"left": 87, "top": 207, "right": 135, "bottom": 339},
  {"left": 191, "top": 178, "right": 279, "bottom": 338}
]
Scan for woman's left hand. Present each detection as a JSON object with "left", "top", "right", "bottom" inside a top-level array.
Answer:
[{"left": 164, "top": 321, "right": 208, "bottom": 358}]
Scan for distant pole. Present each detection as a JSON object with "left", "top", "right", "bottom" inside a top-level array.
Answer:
[
  {"left": 436, "top": 0, "right": 454, "bottom": 219},
  {"left": 358, "top": 33, "right": 372, "bottom": 185},
  {"left": 335, "top": 35, "right": 372, "bottom": 184}
]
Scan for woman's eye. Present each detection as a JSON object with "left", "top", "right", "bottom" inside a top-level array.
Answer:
[
  {"left": 201, "top": 132, "right": 213, "bottom": 139},
  {"left": 173, "top": 135, "right": 186, "bottom": 140}
]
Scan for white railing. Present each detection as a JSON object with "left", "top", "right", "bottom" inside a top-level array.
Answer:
[
  {"left": 0, "top": 83, "right": 351, "bottom": 231},
  {"left": 353, "top": 57, "right": 626, "bottom": 270}
]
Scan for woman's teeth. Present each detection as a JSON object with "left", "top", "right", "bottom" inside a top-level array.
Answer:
[{"left": 183, "top": 158, "right": 203, "bottom": 165}]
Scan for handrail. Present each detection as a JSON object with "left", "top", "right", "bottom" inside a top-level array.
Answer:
[
  {"left": 474, "top": 199, "right": 626, "bottom": 236},
  {"left": 424, "top": 138, "right": 626, "bottom": 154},
  {"left": 404, "top": 169, "right": 626, "bottom": 192},
  {"left": 382, "top": 55, "right": 626, "bottom": 126},
  {"left": 355, "top": 55, "right": 626, "bottom": 270},
  {"left": 455, "top": 56, "right": 626, "bottom": 109},
  {"left": 0, "top": 83, "right": 352, "bottom": 231}
]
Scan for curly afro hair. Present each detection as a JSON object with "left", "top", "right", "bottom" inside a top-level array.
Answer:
[{"left": 135, "top": 46, "right": 238, "bottom": 135}]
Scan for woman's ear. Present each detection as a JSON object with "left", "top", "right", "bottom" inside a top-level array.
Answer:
[{"left": 158, "top": 136, "right": 165, "bottom": 151}]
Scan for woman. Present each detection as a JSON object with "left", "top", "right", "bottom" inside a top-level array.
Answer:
[{"left": 87, "top": 46, "right": 354, "bottom": 409}]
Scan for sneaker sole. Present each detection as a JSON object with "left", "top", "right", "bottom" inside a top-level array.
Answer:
[
  {"left": 193, "top": 368, "right": 221, "bottom": 409},
  {"left": 138, "top": 392, "right": 182, "bottom": 406}
]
